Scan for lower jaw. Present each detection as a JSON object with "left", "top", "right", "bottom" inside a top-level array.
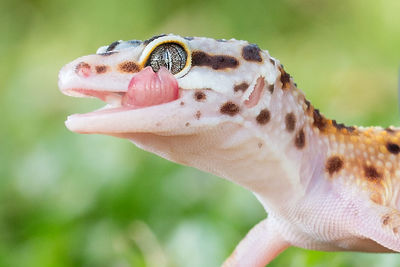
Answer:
[{"left": 64, "top": 93, "right": 190, "bottom": 135}]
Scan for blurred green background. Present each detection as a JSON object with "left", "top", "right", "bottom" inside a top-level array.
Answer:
[{"left": 1, "top": 0, "right": 400, "bottom": 266}]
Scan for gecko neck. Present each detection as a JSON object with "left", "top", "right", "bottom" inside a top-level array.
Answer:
[
  {"left": 227, "top": 81, "right": 330, "bottom": 209},
  {"left": 124, "top": 75, "right": 331, "bottom": 209},
  {"left": 123, "top": 67, "right": 398, "bottom": 214}
]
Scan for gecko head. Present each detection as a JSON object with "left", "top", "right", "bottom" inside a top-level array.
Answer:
[{"left": 59, "top": 34, "right": 283, "bottom": 160}]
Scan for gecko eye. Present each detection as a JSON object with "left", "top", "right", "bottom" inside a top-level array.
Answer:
[{"left": 146, "top": 43, "right": 187, "bottom": 75}]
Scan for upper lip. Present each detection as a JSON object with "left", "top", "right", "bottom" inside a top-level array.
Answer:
[{"left": 58, "top": 58, "right": 132, "bottom": 104}]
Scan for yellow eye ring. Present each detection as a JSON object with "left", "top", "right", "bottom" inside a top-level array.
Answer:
[{"left": 139, "top": 35, "right": 192, "bottom": 78}]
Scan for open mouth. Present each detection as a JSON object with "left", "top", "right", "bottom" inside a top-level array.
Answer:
[
  {"left": 69, "top": 89, "right": 125, "bottom": 106},
  {"left": 61, "top": 66, "right": 180, "bottom": 116}
]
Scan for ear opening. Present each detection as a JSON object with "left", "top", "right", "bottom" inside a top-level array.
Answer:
[{"left": 245, "top": 76, "right": 265, "bottom": 108}]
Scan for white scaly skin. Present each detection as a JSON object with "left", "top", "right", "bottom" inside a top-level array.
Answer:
[{"left": 58, "top": 34, "right": 400, "bottom": 266}]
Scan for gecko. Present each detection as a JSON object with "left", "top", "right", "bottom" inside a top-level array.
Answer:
[{"left": 58, "top": 34, "right": 400, "bottom": 266}]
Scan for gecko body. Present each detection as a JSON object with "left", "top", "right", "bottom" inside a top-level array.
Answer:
[{"left": 58, "top": 34, "right": 400, "bottom": 266}]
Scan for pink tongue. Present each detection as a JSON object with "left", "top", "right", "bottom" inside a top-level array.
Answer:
[{"left": 122, "top": 66, "right": 179, "bottom": 107}]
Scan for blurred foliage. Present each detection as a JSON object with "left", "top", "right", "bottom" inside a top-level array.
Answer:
[{"left": 1, "top": 0, "right": 400, "bottom": 266}]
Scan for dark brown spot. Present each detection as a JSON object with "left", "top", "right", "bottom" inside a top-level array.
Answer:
[
  {"left": 332, "top": 120, "right": 344, "bottom": 130},
  {"left": 180, "top": 101, "right": 185, "bottom": 106},
  {"left": 332, "top": 120, "right": 356, "bottom": 132},
  {"left": 386, "top": 142, "right": 400, "bottom": 154},
  {"left": 106, "top": 41, "right": 120, "bottom": 52},
  {"left": 385, "top": 127, "right": 396, "bottom": 134},
  {"left": 192, "top": 51, "right": 239, "bottom": 70},
  {"left": 75, "top": 62, "right": 90, "bottom": 73},
  {"left": 382, "top": 214, "right": 390, "bottom": 225},
  {"left": 279, "top": 66, "right": 291, "bottom": 90},
  {"left": 269, "top": 58, "right": 275, "bottom": 65},
  {"left": 195, "top": 111, "right": 201, "bottom": 119},
  {"left": 143, "top": 34, "right": 167, "bottom": 45},
  {"left": 326, "top": 156, "right": 343, "bottom": 176},
  {"left": 268, "top": 84, "right": 274, "bottom": 93},
  {"left": 242, "top": 44, "right": 262, "bottom": 62},
  {"left": 304, "top": 99, "right": 311, "bottom": 111},
  {"left": 220, "top": 102, "right": 240, "bottom": 116},
  {"left": 313, "top": 109, "right": 327, "bottom": 131},
  {"left": 364, "top": 165, "right": 381, "bottom": 181},
  {"left": 234, "top": 82, "right": 249, "bottom": 92},
  {"left": 256, "top": 109, "right": 270, "bottom": 125},
  {"left": 185, "top": 122, "right": 190, "bottom": 127},
  {"left": 194, "top": 91, "right": 206, "bottom": 101},
  {"left": 118, "top": 61, "right": 140, "bottom": 73},
  {"left": 258, "top": 142, "right": 263, "bottom": 148},
  {"left": 285, "top": 113, "right": 296, "bottom": 132},
  {"left": 294, "top": 129, "right": 305, "bottom": 149},
  {"left": 95, "top": 65, "right": 108, "bottom": 74}
]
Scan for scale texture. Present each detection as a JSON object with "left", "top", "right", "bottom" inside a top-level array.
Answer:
[{"left": 58, "top": 34, "right": 400, "bottom": 266}]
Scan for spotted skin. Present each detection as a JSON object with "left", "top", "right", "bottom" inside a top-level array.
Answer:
[
  {"left": 58, "top": 34, "right": 400, "bottom": 266},
  {"left": 234, "top": 82, "right": 249, "bottom": 92},
  {"left": 220, "top": 102, "right": 240, "bottom": 116},
  {"left": 279, "top": 65, "right": 291, "bottom": 90},
  {"left": 256, "top": 109, "right": 270, "bottom": 125},
  {"left": 242, "top": 44, "right": 263, "bottom": 62},
  {"left": 194, "top": 91, "right": 206, "bottom": 101},
  {"left": 294, "top": 128, "right": 305, "bottom": 149},
  {"left": 118, "top": 61, "right": 140, "bottom": 73},
  {"left": 192, "top": 51, "right": 239, "bottom": 70},
  {"left": 387, "top": 142, "right": 400, "bottom": 154},
  {"left": 285, "top": 112, "right": 296, "bottom": 132},
  {"left": 326, "top": 156, "right": 344, "bottom": 176},
  {"left": 95, "top": 65, "right": 108, "bottom": 74}
]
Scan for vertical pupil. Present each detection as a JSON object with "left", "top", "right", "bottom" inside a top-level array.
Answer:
[
  {"left": 163, "top": 50, "right": 171, "bottom": 71},
  {"left": 147, "top": 43, "right": 187, "bottom": 74}
]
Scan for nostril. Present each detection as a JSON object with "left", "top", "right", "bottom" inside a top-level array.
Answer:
[{"left": 75, "top": 62, "right": 92, "bottom": 78}]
